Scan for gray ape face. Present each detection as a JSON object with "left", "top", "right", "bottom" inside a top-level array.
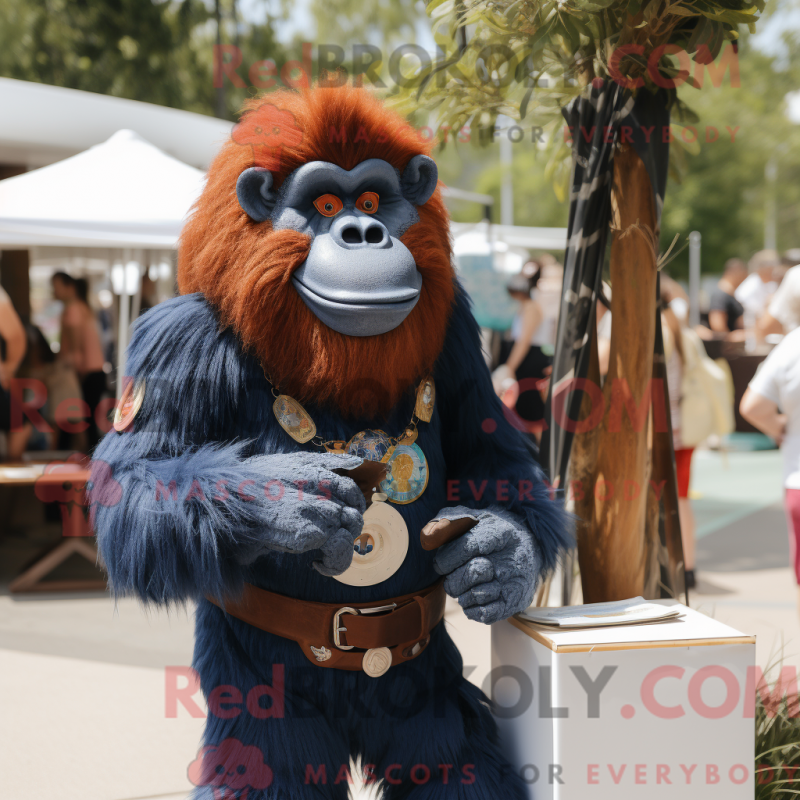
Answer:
[{"left": 236, "top": 156, "right": 438, "bottom": 337}]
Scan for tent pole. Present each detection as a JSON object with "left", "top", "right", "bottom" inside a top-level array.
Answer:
[
  {"left": 688, "top": 231, "right": 701, "bottom": 329},
  {"left": 130, "top": 249, "right": 144, "bottom": 321},
  {"left": 116, "top": 248, "right": 130, "bottom": 400}
]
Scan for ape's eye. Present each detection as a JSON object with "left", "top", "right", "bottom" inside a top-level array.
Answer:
[
  {"left": 313, "top": 194, "right": 342, "bottom": 217},
  {"left": 356, "top": 192, "right": 379, "bottom": 214}
]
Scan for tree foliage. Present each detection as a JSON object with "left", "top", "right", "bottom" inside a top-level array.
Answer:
[
  {"left": 387, "top": 0, "right": 800, "bottom": 278},
  {"left": 306, "top": 0, "right": 428, "bottom": 49},
  {"left": 393, "top": 0, "right": 763, "bottom": 137},
  {"left": 662, "top": 30, "right": 800, "bottom": 277},
  {"left": 0, "top": 0, "right": 288, "bottom": 119},
  {"left": 443, "top": 28, "right": 800, "bottom": 272}
]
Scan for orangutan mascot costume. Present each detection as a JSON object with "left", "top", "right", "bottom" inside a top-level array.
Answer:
[{"left": 91, "top": 86, "right": 569, "bottom": 800}]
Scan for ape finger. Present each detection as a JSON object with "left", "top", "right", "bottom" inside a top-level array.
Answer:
[
  {"left": 313, "top": 527, "right": 358, "bottom": 576},
  {"left": 442, "top": 557, "right": 494, "bottom": 597},
  {"left": 456, "top": 579, "right": 502, "bottom": 610},
  {"left": 339, "top": 505, "right": 364, "bottom": 540},
  {"left": 434, "top": 523, "right": 507, "bottom": 576},
  {"left": 319, "top": 469, "right": 367, "bottom": 514},
  {"left": 463, "top": 598, "right": 506, "bottom": 625}
]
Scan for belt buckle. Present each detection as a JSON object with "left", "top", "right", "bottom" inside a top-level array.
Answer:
[
  {"left": 333, "top": 603, "right": 397, "bottom": 651},
  {"left": 333, "top": 607, "right": 358, "bottom": 650}
]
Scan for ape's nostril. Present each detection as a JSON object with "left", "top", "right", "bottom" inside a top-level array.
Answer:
[
  {"left": 365, "top": 226, "right": 383, "bottom": 244},
  {"left": 342, "top": 227, "right": 362, "bottom": 244}
]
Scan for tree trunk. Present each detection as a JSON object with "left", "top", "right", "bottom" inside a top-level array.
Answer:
[
  {"left": 570, "top": 321, "right": 602, "bottom": 599},
  {"left": 576, "top": 144, "right": 659, "bottom": 603}
]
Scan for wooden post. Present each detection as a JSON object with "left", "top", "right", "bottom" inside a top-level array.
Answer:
[
  {"left": 0, "top": 250, "right": 31, "bottom": 321},
  {"left": 575, "top": 144, "right": 659, "bottom": 602},
  {"left": 0, "top": 164, "right": 30, "bottom": 321}
]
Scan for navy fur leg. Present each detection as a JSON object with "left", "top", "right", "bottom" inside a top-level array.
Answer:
[
  {"left": 353, "top": 626, "right": 527, "bottom": 800},
  {"left": 189, "top": 601, "right": 352, "bottom": 800}
]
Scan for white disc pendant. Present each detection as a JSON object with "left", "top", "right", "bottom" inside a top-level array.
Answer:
[{"left": 332, "top": 496, "right": 409, "bottom": 587}]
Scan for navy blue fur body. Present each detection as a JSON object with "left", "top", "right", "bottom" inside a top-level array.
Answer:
[{"left": 92, "top": 284, "right": 568, "bottom": 798}]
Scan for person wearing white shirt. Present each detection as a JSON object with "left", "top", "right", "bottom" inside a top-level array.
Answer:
[
  {"left": 741, "top": 327, "right": 800, "bottom": 617},
  {"left": 735, "top": 249, "right": 779, "bottom": 321},
  {"left": 759, "top": 261, "right": 800, "bottom": 337}
]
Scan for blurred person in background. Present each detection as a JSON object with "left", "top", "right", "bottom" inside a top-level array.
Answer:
[
  {"left": 780, "top": 248, "right": 800, "bottom": 275},
  {"left": 735, "top": 249, "right": 779, "bottom": 325},
  {"left": 96, "top": 287, "right": 116, "bottom": 369},
  {"left": 533, "top": 253, "right": 562, "bottom": 354},
  {"left": 52, "top": 272, "right": 107, "bottom": 452},
  {"left": 661, "top": 276, "right": 697, "bottom": 589},
  {"left": 494, "top": 261, "right": 552, "bottom": 443},
  {"left": 741, "top": 326, "right": 800, "bottom": 617},
  {"left": 708, "top": 258, "right": 747, "bottom": 338},
  {"left": 0, "top": 284, "right": 29, "bottom": 459},
  {"left": 758, "top": 250, "right": 800, "bottom": 338},
  {"left": 18, "top": 322, "right": 82, "bottom": 452},
  {"left": 138, "top": 273, "right": 158, "bottom": 316}
]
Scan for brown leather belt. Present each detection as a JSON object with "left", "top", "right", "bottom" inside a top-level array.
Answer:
[{"left": 207, "top": 580, "right": 445, "bottom": 677}]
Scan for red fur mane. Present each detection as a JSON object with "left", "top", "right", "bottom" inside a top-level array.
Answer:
[{"left": 179, "top": 86, "right": 455, "bottom": 419}]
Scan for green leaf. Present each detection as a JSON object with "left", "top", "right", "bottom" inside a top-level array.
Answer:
[
  {"left": 671, "top": 124, "right": 701, "bottom": 154},
  {"left": 520, "top": 86, "right": 535, "bottom": 118},
  {"left": 529, "top": 19, "right": 555, "bottom": 52},
  {"left": 668, "top": 5, "right": 700, "bottom": 15},
  {"left": 585, "top": 14, "right": 604, "bottom": 38},
  {"left": 687, "top": 14, "right": 710, "bottom": 51},
  {"left": 644, "top": 0, "right": 662, "bottom": 23},
  {"left": 561, "top": 14, "right": 581, "bottom": 51},
  {"left": 504, "top": 0, "right": 525, "bottom": 22},
  {"left": 427, "top": 0, "right": 453, "bottom": 14}
]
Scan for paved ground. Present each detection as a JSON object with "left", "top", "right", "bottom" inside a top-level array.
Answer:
[
  {"left": 0, "top": 447, "right": 796, "bottom": 799},
  {"left": 689, "top": 449, "right": 799, "bottom": 672}
]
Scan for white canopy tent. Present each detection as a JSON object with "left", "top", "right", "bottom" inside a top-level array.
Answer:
[
  {"left": 451, "top": 221, "right": 568, "bottom": 256},
  {"left": 0, "top": 77, "right": 231, "bottom": 169},
  {"left": 0, "top": 129, "right": 206, "bottom": 393},
  {"left": 0, "top": 129, "right": 204, "bottom": 249}
]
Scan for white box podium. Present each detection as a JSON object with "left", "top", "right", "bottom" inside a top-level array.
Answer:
[{"left": 491, "top": 601, "right": 755, "bottom": 799}]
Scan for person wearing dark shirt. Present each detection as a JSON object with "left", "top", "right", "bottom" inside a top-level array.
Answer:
[
  {"left": 709, "top": 258, "right": 747, "bottom": 338},
  {"left": 0, "top": 285, "right": 29, "bottom": 459}
]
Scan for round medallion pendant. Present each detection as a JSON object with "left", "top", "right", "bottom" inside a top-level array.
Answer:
[
  {"left": 380, "top": 442, "right": 429, "bottom": 504},
  {"left": 345, "top": 429, "right": 393, "bottom": 462},
  {"left": 332, "top": 497, "right": 409, "bottom": 587},
  {"left": 362, "top": 647, "right": 392, "bottom": 678}
]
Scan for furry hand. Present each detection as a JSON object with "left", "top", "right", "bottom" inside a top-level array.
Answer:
[
  {"left": 252, "top": 452, "right": 366, "bottom": 576},
  {"left": 433, "top": 505, "right": 540, "bottom": 624}
]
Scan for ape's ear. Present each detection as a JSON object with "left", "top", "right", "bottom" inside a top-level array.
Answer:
[
  {"left": 400, "top": 155, "right": 438, "bottom": 207},
  {"left": 236, "top": 168, "right": 276, "bottom": 222}
]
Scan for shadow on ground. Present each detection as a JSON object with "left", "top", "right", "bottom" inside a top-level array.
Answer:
[{"left": 697, "top": 502, "right": 789, "bottom": 572}]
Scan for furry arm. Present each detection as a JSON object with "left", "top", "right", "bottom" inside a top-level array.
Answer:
[
  {"left": 432, "top": 287, "right": 572, "bottom": 622},
  {"left": 90, "top": 296, "right": 365, "bottom": 603}
]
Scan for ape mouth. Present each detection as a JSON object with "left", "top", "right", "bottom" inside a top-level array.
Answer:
[
  {"left": 291, "top": 276, "right": 421, "bottom": 308},
  {"left": 291, "top": 276, "right": 421, "bottom": 337}
]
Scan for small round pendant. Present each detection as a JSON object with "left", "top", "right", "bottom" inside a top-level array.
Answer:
[{"left": 380, "top": 442, "right": 428, "bottom": 504}]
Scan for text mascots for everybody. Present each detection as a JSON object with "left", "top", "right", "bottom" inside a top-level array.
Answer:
[{"left": 91, "top": 86, "right": 570, "bottom": 800}]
